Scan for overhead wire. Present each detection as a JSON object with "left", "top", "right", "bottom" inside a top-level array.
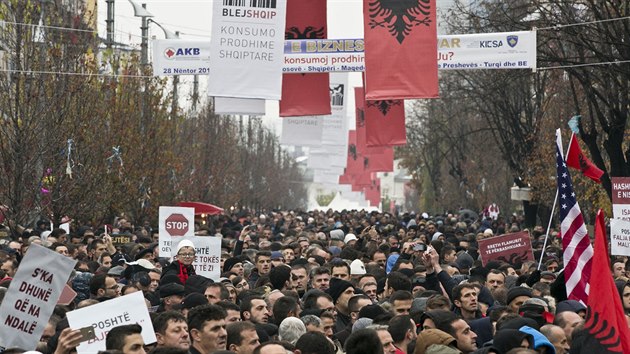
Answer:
[{"left": 0, "top": 10, "right": 629, "bottom": 76}]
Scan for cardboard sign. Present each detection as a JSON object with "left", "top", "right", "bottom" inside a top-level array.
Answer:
[
  {"left": 611, "top": 218, "right": 630, "bottom": 256},
  {"left": 170, "top": 236, "right": 222, "bottom": 281},
  {"left": 612, "top": 177, "right": 630, "bottom": 221},
  {"left": 478, "top": 231, "right": 534, "bottom": 266},
  {"left": 0, "top": 244, "right": 76, "bottom": 350},
  {"left": 159, "top": 206, "right": 195, "bottom": 257},
  {"left": 66, "top": 291, "right": 156, "bottom": 353}
]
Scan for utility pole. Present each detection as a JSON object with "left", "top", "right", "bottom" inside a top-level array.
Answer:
[{"left": 105, "top": 0, "right": 114, "bottom": 49}]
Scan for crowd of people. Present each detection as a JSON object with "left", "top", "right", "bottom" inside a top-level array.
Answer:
[{"left": 0, "top": 209, "right": 626, "bottom": 354}]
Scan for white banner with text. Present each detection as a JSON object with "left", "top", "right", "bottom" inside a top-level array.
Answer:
[{"left": 208, "top": 0, "right": 287, "bottom": 99}]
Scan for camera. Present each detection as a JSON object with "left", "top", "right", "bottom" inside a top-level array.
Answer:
[{"left": 413, "top": 243, "right": 427, "bottom": 252}]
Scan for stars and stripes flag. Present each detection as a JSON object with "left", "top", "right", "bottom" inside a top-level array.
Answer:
[{"left": 555, "top": 129, "right": 594, "bottom": 304}]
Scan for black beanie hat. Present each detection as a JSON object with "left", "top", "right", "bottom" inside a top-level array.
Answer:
[
  {"left": 507, "top": 286, "right": 532, "bottom": 305},
  {"left": 326, "top": 277, "right": 354, "bottom": 304},
  {"left": 223, "top": 257, "right": 242, "bottom": 273},
  {"left": 181, "top": 292, "right": 209, "bottom": 310},
  {"left": 358, "top": 304, "right": 388, "bottom": 319}
]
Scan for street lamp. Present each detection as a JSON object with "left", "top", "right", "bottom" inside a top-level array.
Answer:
[
  {"left": 128, "top": 0, "right": 154, "bottom": 66},
  {"left": 149, "top": 19, "right": 180, "bottom": 118}
]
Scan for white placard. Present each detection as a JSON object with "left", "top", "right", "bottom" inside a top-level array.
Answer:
[
  {"left": 170, "top": 236, "right": 222, "bottom": 280},
  {"left": 215, "top": 97, "right": 266, "bottom": 115},
  {"left": 159, "top": 206, "right": 195, "bottom": 257},
  {"left": 152, "top": 39, "right": 211, "bottom": 76},
  {"left": 0, "top": 244, "right": 76, "bottom": 350},
  {"left": 611, "top": 218, "right": 630, "bottom": 256},
  {"left": 208, "top": 0, "right": 287, "bottom": 99},
  {"left": 66, "top": 292, "right": 156, "bottom": 353},
  {"left": 281, "top": 116, "right": 324, "bottom": 146}
]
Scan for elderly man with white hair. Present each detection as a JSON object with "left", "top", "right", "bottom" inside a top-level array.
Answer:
[{"left": 278, "top": 317, "right": 307, "bottom": 345}]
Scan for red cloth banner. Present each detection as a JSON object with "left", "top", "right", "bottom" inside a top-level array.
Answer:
[
  {"left": 364, "top": 148, "right": 394, "bottom": 172},
  {"left": 280, "top": 0, "right": 330, "bottom": 116},
  {"left": 363, "top": 0, "right": 438, "bottom": 99},
  {"left": 566, "top": 133, "right": 604, "bottom": 183},
  {"left": 364, "top": 178, "right": 381, "bottom": 206},
  {"left": 356, "top": 87, "right": 392, "bottom": 153},
  {"left": 580, "top": 210, "right": 630, "bottom": 352},
  {"left": 365, "top": 99, "right": 407, "bottom": 147}
]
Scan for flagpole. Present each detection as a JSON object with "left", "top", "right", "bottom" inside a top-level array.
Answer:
[{"left": 537, "top": 133, "right": 575, "bottom": 271}]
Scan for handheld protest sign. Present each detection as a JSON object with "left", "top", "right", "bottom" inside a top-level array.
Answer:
[
  {"left": 66, "top": 291, "right": 156, "bottom": 353},
  {"left": 611, "top": 218, "right": 630, "bottom": 256},
  {"left": 0, "top": 244, "right": 76, "bottom": 350},
  {"left": 477, "top": 231, "right": 534, "bottom": 266},
  {"left": 612, "top": 177, "right": 630, "bottom": 221},
  {"left": 158, "top": 206, "right": 195, "bottom": 257},
  {"left": 171, "top": 236, "right": 222, "bottom": 281}
]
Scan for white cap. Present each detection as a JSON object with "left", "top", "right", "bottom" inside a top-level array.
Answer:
[
  {"left": 176, "top": 239, "right": 195, "bottom": 254},
  {"left": 483, "top": 229, "right": 494, "bottom": 236},
  {"left": 350, "top": 259, "right": 366, "bottom": 275},
  {"left": 421, "top": 212, "right": 429, "bottom": 219},
  {"left": 136, "top": 258, "right": 156, "bottom": 270},
  {"left": 344, "top": 233, "right": 358, "bottom": 244}
]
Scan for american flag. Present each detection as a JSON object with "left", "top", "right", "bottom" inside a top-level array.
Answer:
[{"left": 555, "top": 129, "right": 593, "bottom": 304}]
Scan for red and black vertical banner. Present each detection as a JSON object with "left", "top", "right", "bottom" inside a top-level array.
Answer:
[
  {"left": 356, "top": 87, "right": 393, "bottom": 153},
  {"left": 363, "top": 0, "right": 438, "bottom": 100},
  {"left": 364, "top": 177, "right": 381, "bottom": 206},
  {"left": 365, "top": 99, "right": 407, "bottom": 147},
  {"left": 279, "top": 0, "right": 330, "bottom": 117}
]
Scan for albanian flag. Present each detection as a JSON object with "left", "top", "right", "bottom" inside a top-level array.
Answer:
[
  {"left": 572, "top": 209, "right": 630, "bottom": 353},
  {"left": 566, "top": 133, "right": 604, "bottom": 183},
  {"left": 279, "top": 0, "right": 330, "bottom": 116},
  {"left": 363, "top": 0, "right": 438, "bottom": 99}
]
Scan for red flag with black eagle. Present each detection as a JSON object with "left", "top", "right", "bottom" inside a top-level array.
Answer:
[
  {"left": 566, "top": 133, "right": 605, "bottom": 183},
  {"left": 355, "top": 87, "right": 392, "bottom": 153},
  {"left": 365, "top": 98, "right": 406, "bottom": 146},
  {"left": 279, "top": 0, "right": 330, "bottom": 117},
  {"left": 364, "top": 177, "right": 381, "bottom": 206},
  {"left": 571, "top": 209, "right": 630, "bottom": 353},
  {"left": 363, "top": 0, "right": 438, "bottom": 99}
]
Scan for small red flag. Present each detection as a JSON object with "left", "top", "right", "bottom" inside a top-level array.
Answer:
[
  {"left": 578, "top": 209, "right": 630, "bottom": 353},
  {"left": 566, "top": 133, "right": 604, "bottom": 183},
  {"left": 363, "top": 0, "right": 438, "bottom": 99},
  {"left": 279, "top": 0, "right": 330, "bottom": 117},
  {"left": 365, "top": 99, "right": 406, "bottom": 147}
]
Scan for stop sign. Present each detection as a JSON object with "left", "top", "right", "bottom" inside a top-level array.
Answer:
[{"left": 165, "top": 213, "right": 189, "bottom": 236}]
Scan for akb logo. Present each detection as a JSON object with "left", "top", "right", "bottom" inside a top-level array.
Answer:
[{"left": 164, "top": 47, "right": 201, "bottom": 59}]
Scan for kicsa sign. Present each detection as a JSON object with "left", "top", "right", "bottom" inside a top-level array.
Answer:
[{"left": 159, "top": 206, "right": 195, "bottom": 257}]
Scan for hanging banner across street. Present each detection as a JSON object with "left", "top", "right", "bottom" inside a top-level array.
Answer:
[
  {"left": 282, "top": 31, "right": 537, "bottom": 73},
  {"left": 208, "top": 0, "right": 287, "bottom": 99},
  {"left": 152, "top": 39, "right": 211, "bottom": 76},
  {"left": 280, "top": 116, "right": 324, "bottom": 146},
  {"left": 153, "top": 31, "right": 537, "bottom": 77}
]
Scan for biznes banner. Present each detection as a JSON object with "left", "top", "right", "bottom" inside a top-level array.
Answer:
[{"left": 152, "top": 31, "right": 536, "bottom": 76}]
